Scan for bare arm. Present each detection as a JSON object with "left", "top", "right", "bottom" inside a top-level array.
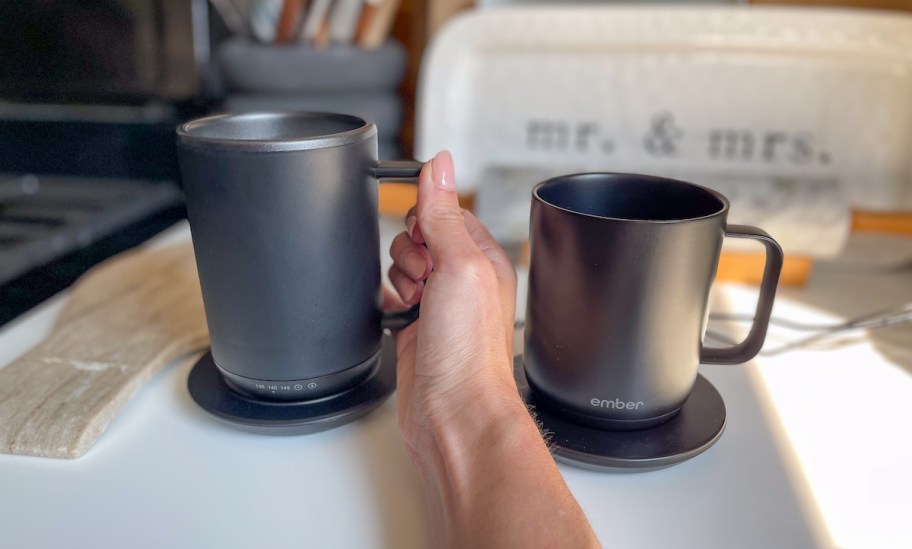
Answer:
[{"left": 387, "top": 151, "right": 599, "bottom": 548}]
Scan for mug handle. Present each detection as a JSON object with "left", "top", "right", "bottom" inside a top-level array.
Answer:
[
  {"left": 373, "top": 159, "right": 424, "bottom": 329},
  {"left": 373, "top": 160, "right": 423, "bottom": 182},
  {"left": 700, "top": 224, "right": 784, "bottom": 365}
]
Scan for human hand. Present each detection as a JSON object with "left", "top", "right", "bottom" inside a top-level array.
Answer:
[
  {"left": 385, "top": 151, "right": 598, "bottom": 548},
  {"left": 386, "top": 150, "right": 519, "bottom": 464}
]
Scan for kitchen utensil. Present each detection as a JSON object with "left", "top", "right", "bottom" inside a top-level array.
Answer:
[
  {"left": 0, "top": 242, "right": 207, "bottom": 459},
  {"left": 275, "top": 0, "right": 307, "bottom": 43}
]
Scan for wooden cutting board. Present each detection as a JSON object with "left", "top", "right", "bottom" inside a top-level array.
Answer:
[{"left": 0, "top": 243, "right": 208, "bottom": 459}]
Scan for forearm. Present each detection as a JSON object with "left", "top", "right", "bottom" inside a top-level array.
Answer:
[
  {"left": 415, "top": 370, "right": 600, "bottom": 548},
  {"left": 391, "top": 151, "right": 597, "bottom": 547}
]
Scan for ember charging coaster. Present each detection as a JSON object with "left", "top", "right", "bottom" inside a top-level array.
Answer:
[
  {"left": 515, "top": 357, "right": 726, "bottom": 472},
  {"left": 187, "top": 335, "right": 396, "bottom": 435}
]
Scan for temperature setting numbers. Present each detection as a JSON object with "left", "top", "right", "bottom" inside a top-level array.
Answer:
[{"left": 255, "top": 382, "right": 319, "bottom": 394}]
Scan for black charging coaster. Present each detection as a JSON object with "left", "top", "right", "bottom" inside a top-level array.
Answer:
[
  {"left": 515, "top": 357, "right": 726, "bottom": 472},
  {"left": 187, "top": 335, "right": 397, "bottom": 435}
]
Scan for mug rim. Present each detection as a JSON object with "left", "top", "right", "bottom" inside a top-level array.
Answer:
[
  {"left": 532, "top": 172, "right": 730, "bottom": 224},
  {"left": 176, "top": 111, "right": 377, "bottom": 153}
]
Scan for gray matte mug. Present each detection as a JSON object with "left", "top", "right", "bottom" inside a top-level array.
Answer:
[
  {"left": 524, "top": 173, "right": 784, "bottom": 430},
  {"left": 177, "top": 112, "right": 421, "bottom": 402}
]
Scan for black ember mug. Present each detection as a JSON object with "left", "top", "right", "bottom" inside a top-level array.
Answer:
[
  {"left": 524, "top": 173, "right": 783, "bottom": 430},
  {"left": 177, "top": 112, "right": 421, "bottom": 402}
]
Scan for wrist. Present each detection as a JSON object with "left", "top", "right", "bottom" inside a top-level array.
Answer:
[
  {"left": 416, "top": 364, "right": 547, "bottom": 489},
  {"left": 413, "top": 370, "right": 589, "bottom": 548},
  {"left": 422, "top": 361, "right": 531, "bottom": 458}
]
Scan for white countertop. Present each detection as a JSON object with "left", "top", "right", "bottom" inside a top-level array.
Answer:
[{"left": 1, "top": 221, "right": 909, "bottom": 549}]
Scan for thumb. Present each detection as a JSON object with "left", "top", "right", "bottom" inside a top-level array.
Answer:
[{"left": 416, "top": 151, "right": 476, "bottom": 263}]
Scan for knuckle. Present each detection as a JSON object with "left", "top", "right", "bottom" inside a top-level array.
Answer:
[
  {"left": 389, "top": 232, "right": 409, "bottom": 257},
  {"left": 387, "top": 266, "right": 402, "bottom": 284},
  {"left": 424, "top": 202, "right": 464, "bottom": 225},
  {"left": 393, "top": 245, "right": 410, "bottom": 264},
  {"left": 447, "top": 252, "right": 497, "bottom": 285}
]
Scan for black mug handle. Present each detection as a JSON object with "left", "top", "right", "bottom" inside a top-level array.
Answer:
[
  {"left": 373, "top": 160, "right": 423, "bottom": 182},
  {"left": 700, "top": 224, "right": 784, "bottom": 365},
  {"left": 373, "top": 159, "right": 424, "bottom": 329}
]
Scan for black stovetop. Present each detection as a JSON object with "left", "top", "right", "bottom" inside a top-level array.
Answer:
[{"left": 0, "top": 173, "right": 186, "bottom": 326}]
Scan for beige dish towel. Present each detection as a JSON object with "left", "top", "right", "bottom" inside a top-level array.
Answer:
[{"left": 0, "top": 243, "right": 208, "bottom": 459}]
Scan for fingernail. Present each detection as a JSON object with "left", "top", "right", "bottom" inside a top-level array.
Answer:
[
  {"left": 406, "top": 215, "right": 416, "bottom": 238},
  {"left": 409, "top": 280, "right": 425, "bottom": 304},
  {"left": 399, "top": 276, "right": 417, "bottom": 302},
  {"left": 402, "top": 249, "right": 427, "bottom": 280},
  {"left": 431, "top": 151, "right": 455, "bottom": 191}
]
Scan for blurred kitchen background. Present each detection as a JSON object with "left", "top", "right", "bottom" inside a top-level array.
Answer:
[{"left": 1, "top": 0, "right": 911, "bottom": 325}]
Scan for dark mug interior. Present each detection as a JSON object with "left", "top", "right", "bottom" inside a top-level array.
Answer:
[{"left": 535, "top": 173, "right": 727, "bottom": 222}]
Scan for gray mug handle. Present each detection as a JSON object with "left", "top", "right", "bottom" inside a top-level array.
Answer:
[
  {"left": 373, "top": 159, "right": 424, "bottom": 329},
  {"left": 700, "top": 224, "right": 784, "bottom": 364}
]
